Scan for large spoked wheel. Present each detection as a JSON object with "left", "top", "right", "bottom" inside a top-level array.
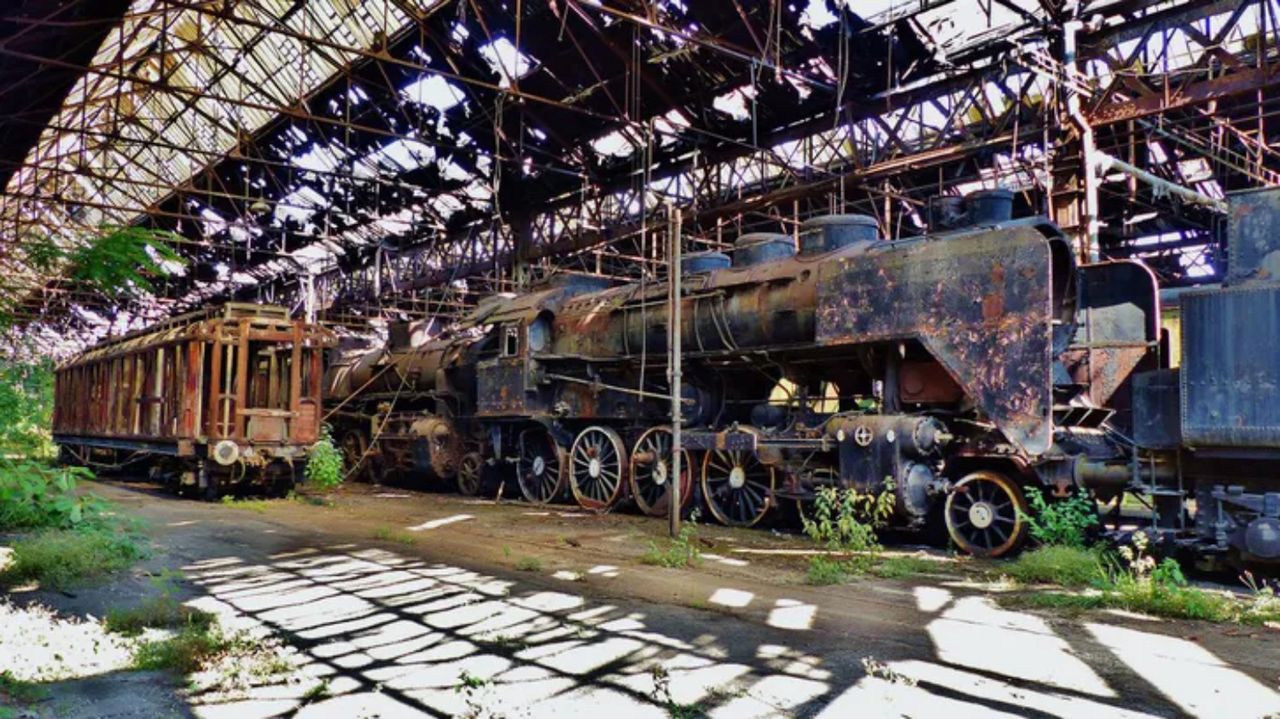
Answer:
[
  {"left": 457, "top": 452, "right": 484, "bottom": 496},
  {"left": 945, "top": 471, "right": 1029, "bottom": 557},
  {"left": 628, "top": 426, "right": 693, "bottom": 517},
  {"left": 701, "top": 448, "right": 776, "bottom": 527},
  {"left": 339, "top": 429, "right": 376, "bottom": 483},
  {"left": 516, "top": 427, "right": 566, "bottom": 504},
  {"left": 569, "top": 426, "right": 627, "bottom": 512}
]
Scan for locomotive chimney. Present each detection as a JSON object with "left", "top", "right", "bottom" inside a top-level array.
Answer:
[{"left": 798, "top": 214, "right": 879, "bottom": 256}]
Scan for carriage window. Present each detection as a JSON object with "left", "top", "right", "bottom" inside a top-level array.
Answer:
[{"left": 502, "top": 326, "right": 520, "bottom": 357}]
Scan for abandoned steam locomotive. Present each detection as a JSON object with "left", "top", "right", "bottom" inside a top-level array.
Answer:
[
  {"left": 53, "top": 303, "right": 334, "bottom": 496},
  {"left": 322, "top": 187, "right": 1187, "bottom": 560}
]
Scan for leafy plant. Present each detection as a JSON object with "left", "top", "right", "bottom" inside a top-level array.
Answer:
[
  {"left": 514, "top": 556, "right": 542, "bottom": 572},
  {"left": 0, "top": 462, "right": 104, "bottom": 531},
  {"left": 305, "top": 425, "right": 345, "bottom": 490},
  {"left": 1018, "top": 487, "right": 1098, "bottom": 549},
  {"left": 641, "top": 516, "right": 702, "bottom": 569},
  {"left": 0, "top": 360, "right": 56, "bottom": 459},
  {"left": 800, "top": 482, "right": 895, "bottom": 579},
  {"left": 62, "top": 226, "right": 185, "bottom": 300}
]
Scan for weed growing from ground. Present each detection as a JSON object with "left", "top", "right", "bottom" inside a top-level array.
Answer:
[
  {"left": 800, "top": 483, "right": 895, "bottom": 583},
  {"left": 372, "top": 526, "right": 417, "bottom": 545},
  {"left": 514, "top": 556, "right": 542, "bottom": 572},
  {"left": 641, "top": 518, "right": 702, "bottom": 569},
  {"left": 1006, "top": 531, "right": 1280, "bottom": 625},
  {"left": 1007, "top": 545, "right": 1108, "bottom": 587},
  {"left": 869, "top": 555, "right": 944, "bottom": 580},
  {"left": 105, "top": 571, "right": 215, "bottom": 637},
  {"left": 0, "top": 669, "right": 47, "bottom": 705},
  {"left": 1019, "top": 487, "right": 1098, "bottom": 549},
  {"left": 305, "top": 425, "right": 345, "bottom": 490},
  {"left": 0, "top": 525, "right": 147, "bottom": 589},
  {"left": 219, "top": 496, "right": 271, "bottom": 513}
]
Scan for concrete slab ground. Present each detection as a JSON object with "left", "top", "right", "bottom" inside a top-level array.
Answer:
[{"left": 5, "top": 479, "right": 1280, "bottom": 718}]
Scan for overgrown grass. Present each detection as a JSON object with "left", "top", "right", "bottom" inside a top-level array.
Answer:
[
  {"left": 220, "top": 496, "right": 272, "bottom": 513},
  {"left": 806, "top": 555, "right": 849, "bottom": 585},
  {"left": 0, "top": 669, "right": 47, "bottom": 704},
  {"left": 372, "top": 526, "right": 417, "bottom": 545},
  {"left": 640, "top": 522, "right": 702, "bottom": 569},
  {"left": 133, "top": 623, "right": 233, "bottom": 674},
  {"left": 1003, "top": 533, "right": 1280, "bottom": 625},
  {"left": 514, "top": 556, "right": 543, "bottom": 572},
  {"left": 105, "top": 597, "right": 214, "bottom": 637},
  {"left": 870, "top": 555, "right": 945, "bottom": 579},
  {"left": 0, "top": 525, "right": 147, "bottom": 589},
  {"left": 1007, "top": 545, "right": 1108, "bottom": 587}
]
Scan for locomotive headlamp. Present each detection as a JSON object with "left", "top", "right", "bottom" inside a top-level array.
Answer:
[{"left": 212, "top": 439, "right": 240, "bottom": 466}]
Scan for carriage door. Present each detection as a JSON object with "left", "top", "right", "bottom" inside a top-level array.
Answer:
[{"left": 244, "top": 338, "right": 292, "bottom": 444}]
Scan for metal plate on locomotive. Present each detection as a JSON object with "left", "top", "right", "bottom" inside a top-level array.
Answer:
[{"left": 815, "top": 226, "right": 1054, "bottom": 456}]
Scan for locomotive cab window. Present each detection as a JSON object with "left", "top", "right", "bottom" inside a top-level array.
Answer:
[{"left": 502, "top": 325, "right": 520, "bottom": 357}]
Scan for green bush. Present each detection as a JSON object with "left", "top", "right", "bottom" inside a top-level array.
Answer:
[
  {"left": 0, "top": 461, "right": 104, "bottom": 531},
  {"left": 304, "top": 426, "right": 345, "bottom": 490},
  {"left": 1019, "top": 487, "right": 1098, "bottom": 548},
  {"left": 0, "top": 525, "right": 147, "bottom": 589},
  {"left": 800, "top": 483, "right": 895, "bottom": 578},
  {"left": 1008, "top": 545, "right": 1108, "bottom": 587}
]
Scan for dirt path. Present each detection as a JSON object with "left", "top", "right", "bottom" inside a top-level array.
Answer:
[{"left": 12, "top": 479, "right": 1280, "bottom": 718}]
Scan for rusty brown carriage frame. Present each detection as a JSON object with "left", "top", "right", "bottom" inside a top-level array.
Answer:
[{"left": 53, "top": 302, "right": 334, "bottom": 495}]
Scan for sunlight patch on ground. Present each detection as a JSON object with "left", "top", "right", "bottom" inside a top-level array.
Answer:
[
  {"left": 765, "top": 599, "right": 816, "bottom": 631},
  {"left": 708, "top": 587, "right": 754, "bottom": 608},
  {"left": 407, "top": 514, "right": 474, "bottom": 531},
  {"left": 1087, "top": 622, "right": 1280, "bottom": 718},
  {"left": 927, "top": 596, "right": 1114, "bottom": 697},
  {"left": 0, "top": 600, "right": 135, "bottom": 682}
]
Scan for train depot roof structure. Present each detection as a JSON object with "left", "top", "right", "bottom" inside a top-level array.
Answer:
[{"left": 0, "top": 0, "right": 1276, "bottom": 351}]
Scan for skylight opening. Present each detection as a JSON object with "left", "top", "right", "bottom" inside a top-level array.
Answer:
[
  {"left": 478, "top": 37, "right": 536, "bottom": 88},
  {"left": 591, "top": 129, "right": 637, "bottom": 158},
  {"left": 713, "top": 85, "right": 757, "bottom": 121},
  {"left": 402, "top": 75, "right": 466, "bottom": 111}
]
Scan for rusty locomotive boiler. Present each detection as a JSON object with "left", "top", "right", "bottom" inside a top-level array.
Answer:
[
  {"left": 53, "top": 303, "right": 335, "bottom": 496},
  {"left": 327, "top": 188, "right": 1198, "bottom": 558}
]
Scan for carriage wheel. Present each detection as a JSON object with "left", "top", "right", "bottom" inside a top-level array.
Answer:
[
  {"left": 701, "top": 447, "right": 776, "bottom": 527},
  {"left": 944, "top": 471, "right": 1028, "bottom": 558},
  {"left": 457, "top": 452, "right": 484, "bottom": 496},
  {"left": 569, "top": 426, "right": 627, "bottom": 512},
  {"left": 340, "top": 429, "right": 375, "bottom": 483},
  {"left": 516, "top": 427, "right": 566, "bottom": 504},
  {"left": 628, "top": 426, "right": 693, "bottom": 517}
]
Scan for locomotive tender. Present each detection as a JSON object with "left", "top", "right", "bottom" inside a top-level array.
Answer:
[
  {"left": 325, "top": 188, "right": 1182, "bottom": 559},
  {"left": 53, "top": 303, "right": 334, "bottom": 496}
]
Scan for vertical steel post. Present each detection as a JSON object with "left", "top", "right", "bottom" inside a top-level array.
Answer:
[{"left": 668, "top": 204, "right": 683, "bottom": 539}]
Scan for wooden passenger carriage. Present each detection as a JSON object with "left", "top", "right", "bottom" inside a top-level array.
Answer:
[{"left": 53, "top": 303, "right": 334, "bottom": 495}]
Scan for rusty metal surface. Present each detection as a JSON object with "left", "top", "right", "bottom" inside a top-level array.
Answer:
[
  {"left": 1181, "top": 284, "right": 1280, "bottom": 448},
  {"left": 54, "top": 304, "right": 333, "bottom": 458},
  {"left": 816, "top": 226, "right": 1056, "bottom": 456},
  {"left": 1228, "top": 187, "right": 1280, "bottom": 285}
]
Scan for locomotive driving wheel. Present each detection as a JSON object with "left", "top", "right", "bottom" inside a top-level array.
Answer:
[
  {"left": 628, "top": 426, "right": 693, "bottom": 517},
  {"left": 339, "top": 429, "right": 376, "bottom": 483},
  {"left": 569, "top": 426, "right": 626, "bottom": 512},
  {"left": 457, "top": 451, "right": 485, "bottom": 496},
  {"left": 944, "top": 471, "right": 1029, "bottom": 557},
  {"left": 702, "top": 447, "right": 776, "bottom": 527},
  {"left": 516, "top": 427, "right": 566, "bottom": 504}
]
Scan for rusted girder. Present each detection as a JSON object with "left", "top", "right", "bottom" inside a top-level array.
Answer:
[{"left": 1088, "top": 65, "right": 1280, "bottom": 126}]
